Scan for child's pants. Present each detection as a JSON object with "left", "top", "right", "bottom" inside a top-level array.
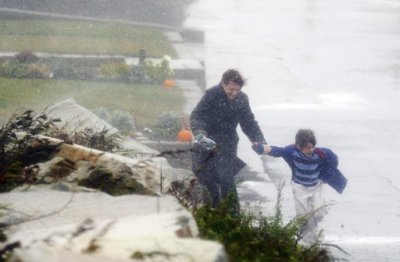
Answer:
[{"left": 292, "top": 181, "right": 328, "bottom": 244}]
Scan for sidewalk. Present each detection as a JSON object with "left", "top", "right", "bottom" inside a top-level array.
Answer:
[
  {"left": 166, "top": 30, "right": 206, "bottom": 115},
  {"left": 176, "top": 80, "right": 203, "bottom": 115}
]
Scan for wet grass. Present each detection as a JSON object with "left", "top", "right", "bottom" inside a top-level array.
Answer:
[
  {"left": 0, "top": 77, "right": 184, "bottom": 128},
  {"left": 0, "top": 19, "right": 177, "bottom": 57}
]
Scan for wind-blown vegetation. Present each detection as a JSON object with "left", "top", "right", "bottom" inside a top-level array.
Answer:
[
  {"left": 193, "top": 193, "right": 335, "bottom": 262},
  {"left": 0, "top": 110, "right": 61, "bottom": 192}
]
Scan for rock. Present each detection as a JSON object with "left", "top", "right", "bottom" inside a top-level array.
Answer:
[
  {"left": 9, "top": 244, "right": 128, "bottom": 262},
  {"left": 0, "top": 100, "right": 216, "bottom": 261},
  {"left": 141, "top": 140, "right": 193, "bottom": 170},
  {"left": 35, "top": 157, "right": 75, "bottom": 183},
  {"left": 42, "top": 98, "right": 157, "bottom": 155},
  {"left": 31, "top": 135, "right": 195, "bottom": 196},
  {"left": 0, "top": 190, "right": 227, "bottom": 262},
  {"left": 38, "top": 99, "right": 195, "bottom": 196},
  {"left": 44, "top": 98, "right": 119, "bottom": 136},
  {"left": 78, "top": 165, "right": 154, "bottom": 196}
]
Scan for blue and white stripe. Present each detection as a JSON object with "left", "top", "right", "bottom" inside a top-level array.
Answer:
[{"left": 292, "top": 150, "right": 321, "bottom": 186}]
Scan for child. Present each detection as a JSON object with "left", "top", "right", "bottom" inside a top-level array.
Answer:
[{"left": 253, "top": 129, "right": 347, "bottom": 244}]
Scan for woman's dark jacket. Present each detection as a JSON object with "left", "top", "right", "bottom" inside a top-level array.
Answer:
[{"left": 190, "top": 84, "right": 265, "bottom": 176}]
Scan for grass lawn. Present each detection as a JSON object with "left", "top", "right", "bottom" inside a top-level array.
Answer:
[
  {"left": 0, "top": 77, "right": 185, "bottom": 128},
  {"left": 0, "top": 18, "right": 184, "bottom": 128},
  {"left": 0, "top": 19, "right": 177, "bottom": 57}
]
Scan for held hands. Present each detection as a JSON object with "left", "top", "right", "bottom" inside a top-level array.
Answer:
[
  {"left": 252, "top": 142, "right": 271, "bottom": 155},
  {"left": 252, "top": 142, "right": 264, "bottom": 155},
  {"left": 194, "top": 133, "right": 216, "bottom": 151}
]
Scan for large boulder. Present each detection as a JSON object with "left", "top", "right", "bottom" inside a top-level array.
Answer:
[
  {"left": 44, "top": 98, "right": 152, "bottom": 155},
  {"left": 44, "top": 98, "right": 119, "bottom": 136},
  {"left": 36, "top": 98, "right": 196, "bottom": 196},
  {"left": 0, "top": 188, "right": 227, "bottom": 262},
  {"left": 26, "top": 136, "right": 194, "bottom": 197},
  {"left": 0, "top": 99, "right": 214, "bottom": 261}
]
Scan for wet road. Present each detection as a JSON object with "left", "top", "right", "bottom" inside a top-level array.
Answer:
[{"left": 185, "top": 0, "right": 400, "bottom": 260}]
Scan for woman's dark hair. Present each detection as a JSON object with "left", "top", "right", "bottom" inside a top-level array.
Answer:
[
  {"left": 222, "top": 69, "right": 246, "bottom": 87},
  {"left": 295, "top": 129, "right": 317, "bottom": 149}
]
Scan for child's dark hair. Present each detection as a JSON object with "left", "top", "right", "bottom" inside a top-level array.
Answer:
[
  {"left": 295, "top": 129, "right": 316, "bottom": 149},
  {"left": 222, "top": 69, "right": 246, "bottom": 87}
]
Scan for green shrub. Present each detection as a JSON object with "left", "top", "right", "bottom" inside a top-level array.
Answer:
[
  {"left": 100, "top": 62, "right": 130, "bottom": 81},
  {"left": 69, "top": 128, "right": 122, "bottom": 153},
  {"left": 93, "top": 108, "right": 135, "bottom": 133},
  {"left": 93, "top": 107, "right": 112, "bottom": 122},
  {"left": 25, "top": 64, "right": 51, "bottom": 79},
  {"left": 14, "top": 51, "right": 39, "bottom": 64},
  {"left": 50, "top": 61, "right": 76, "bottom": 79},
  {"left": 0, "top": 60, "right": 28, "bottom": 78},
  {"left": 0, "top": 110, "right": 61, "bottom": 192},
  {"left": 151, "top": 112, "right": 181, "bottom": 140},
  {"left": 0, "top": 52, "right": 50, "bottom": 79},
  {"left": 116, "top": 55, "right": 176, "bottom": 85},
  {"left": 0, "top": 110, "right": 126, "bottom": 192},
  {"left": 144, "top": 55, "right": 174, "bottom": 84},
  {"left": 129, "top": 64, "right": 147, "bottom": 84},
  {"left": 193, "top": 191, "right": 335, "bottom": 262},
  {"left": 110, "top": 110, "right": 135, "bottom": 132}
]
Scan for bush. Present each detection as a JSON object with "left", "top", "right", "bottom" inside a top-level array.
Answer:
[
  {"left": 97, "top": 55, "right": 176, "bottom": 84},
  {"left": 93, "top": 108, "right": 135, "bottom": 133},
  {"left": 151, "top": 112, "right": 181, "bottom": 140},
  {"left": 50, "top": 61, "right": 76, "bottom": 79},
  {"left": 0, "top": 52, "right": 50, "bottom": 79},
  {"left": 144, "top": 55, "right": 174, "bottom": 84},
  {"left": 129, "top": 64, "right": 147, "bottom": 84},
  {"left": 14, "top": 51, "right": 39, "bottom": 64},
  {"left": 193, "top": 190, "right": 335, "bottom": 262},
  {"left": 0, "top": 60, "right": 28, "bottom": 78},
  {"left": 100, "top": 62, "right": 130, "bottom": 81},
  {"left": 0, "top": 110, "right": 126, "bottom": 192},
  {"left": 0, "top": 110, "right": 61, "bottom": 192},
  {"left": 25, "top": 64, "right": 51, "bottom": 79},
  {"left": 110, "top": 110, "right": 135, "bottom": 132},
  {"left": 93, "top": 107, "right": 112, "bottom": 122},
  {"left": 69, "top": 128, "right": 122, "bottom": 153}
]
